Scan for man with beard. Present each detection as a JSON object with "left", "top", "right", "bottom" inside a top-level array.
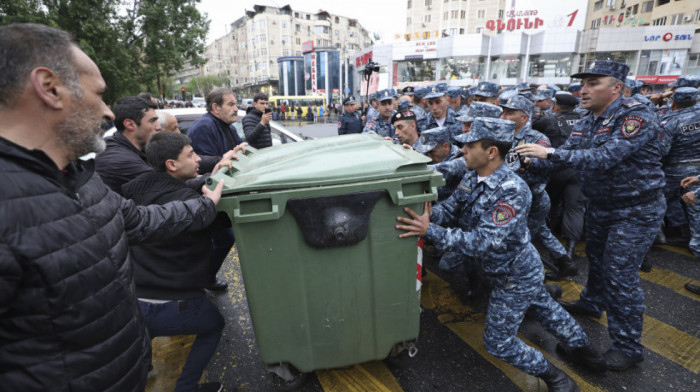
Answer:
[
  {"left": 0, "top": 23, "right": 225, "bottom": 391},
  {"left": 242, "top": 92, "right": 273, "bottom": 149}
]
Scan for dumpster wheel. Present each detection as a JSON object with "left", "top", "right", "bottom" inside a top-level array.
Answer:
[
  {"left": 267, "top": 362, "right": 309, "bottom": 391},
  {"left": 389, "top": 341, "right": 419, "bottom": 358}
]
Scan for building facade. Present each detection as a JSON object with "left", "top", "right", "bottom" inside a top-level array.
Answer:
[{"left": 175, "top": 4, "right": 373, "bottom": 99}]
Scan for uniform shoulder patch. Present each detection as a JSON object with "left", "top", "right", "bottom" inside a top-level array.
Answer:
[
  {"left": 535, "top": 139, "right": 550, "bottom": 147},
  {"left": 623, "top": 100, "right": 643, "bottom": 108},
  {"left": 621, "top": 115, "right": 644, "bottom": 138},
  {"left": 492, "top": 201, "right": 516, "bottom": 225}
]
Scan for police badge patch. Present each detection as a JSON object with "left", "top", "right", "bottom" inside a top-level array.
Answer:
[
  {"left": 621, "top": 115, "right": 644, "bottom": 138},
  {"left": 492, "top": 202, "right": 516, "bottom": 225}
]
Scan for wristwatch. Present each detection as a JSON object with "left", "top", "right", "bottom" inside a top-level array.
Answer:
[{"left": 546, "top": 147, "right": 555, "bottom": 160}]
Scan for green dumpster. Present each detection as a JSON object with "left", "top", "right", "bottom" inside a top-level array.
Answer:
[{"left": 208, "top": 132, "right": 444, "bottom": 373}]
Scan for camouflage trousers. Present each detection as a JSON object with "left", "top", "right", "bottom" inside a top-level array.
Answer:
[
  {"left": 483, "top": 244, "right": 589, "bottom": 376},
  {"left": 528, "top": 191, "right": 567, "bottom": 259},
  {"left": 688, "top": 191, "right": 700, "bottom": 258},
  {"left": 578, "top": 194, "right": 666, "bottom": 357}
]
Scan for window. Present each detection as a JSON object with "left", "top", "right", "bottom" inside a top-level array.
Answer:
[
  {"left": 696, "top": 9, "right": 700, "bottom": 22},
  {"left": 315, "top": 26, "right": 330, "bottom": 34},
  {"left": 459, "top": 28, "right": 464, "bottom": 34},
  {"left": 425, "top": 0, "right": 432, "bottom": 5},
  {"left": 335, "top": 17, "right": 339, "bottom": 23},
  {"left": 281, "top": 35, "right": 290, "bottom": 44},
  {"left": 306, "top": 14, "right": 310, "bottom": 20},
  {"left": 460, "top": 10, "right": 466, "bottom": 19},
  {"left": 294, "top": 12, "right": 299, "bottom": 18},
  {"left": 591, "top": 18, "right": 601, "bottom": 28},
  {"left": 424, "top": 14, "right": 432, "bottom": 22},
  {"left": 407, "top": 16, "right": 412, "bottom": 25},
  {"left": 641, "top": 1, "right": 653, "bottom": 12},
  {"left": 295, "top": 38, "right": 301, "bottom": 44},
  {"left": 259, "top": 34, "right": 267, "bottom": 43},
  {"left": 670, "top": 13, "right": 683, "bottom": 24},
  {"left": 476, "top": 27, "right": 484, "bottom": 33},
  {"left": 307, "top": 26, "right": 311, "bottom": 34},
  {"left": 450, "top": 28, "right": 457, "bottom": 35},
  {"left": 261, "top": 48, "right": 267, "bottom": 55},
  {"left": 594, "top": 1, "right": 603, "bottom": 11},
  {"left": 477, "top": 9, "right": 485, "bottom": 18},
  {"left": 498, "top": 9, "right": 504, "bottom": 18},
  {"left": 444, "top": 11, "right": 448, "bottom": 20},
  {"left": 451, "top": 10, "right": 458, "bottom": 18},
  {"left": 657, "top": 0, "right": 670, "bottom": 6},
  {"left": 349, "top": 30, "right": 355, "bottom": 37},
  {"left": 652, "top": 16, "right": 667, "bottom": 25},
  {"left": 317, "top": 14, "right": 327, "bottom": 21},
  {"left": 528, "top": 54, "right": 573, "bottom": 78},
  {"left": 408, "top": 0, "right": 412, "bottom": 8},
  {"left": 335, "top": 29, "right": 339, "bottom": 36},
  {"left": 282, "top": 21, "right": 288, "bottom": 29},
  {"left": 283, "top": 49, "right": 290, "bottom": 56}
]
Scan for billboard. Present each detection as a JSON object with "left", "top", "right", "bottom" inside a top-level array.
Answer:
[{"left": 485, "top": 0, "right": 588, "bottom": 33}]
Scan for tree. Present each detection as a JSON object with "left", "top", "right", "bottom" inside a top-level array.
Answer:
[
  {"left": 0, "top": 0, "right": 210, "bottom": 104},
  {"left": 187, "top": 75, "right": 230, "bottom": 97}
]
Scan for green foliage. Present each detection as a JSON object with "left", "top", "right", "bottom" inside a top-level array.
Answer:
[
  {"left": 186, "top": 74, "right": 230, "bottom": 97},
  {"left": 0, "top": 0, "right": 210, "bottom": 104}
]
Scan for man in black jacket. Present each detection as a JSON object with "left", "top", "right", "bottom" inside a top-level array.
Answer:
[
  {"left": 123, "top": 132, "right": 233, "bottom": 392},
  {"left": 0, "top": 23, "right": 224, "bottom": 392},
  {"left": 242, "top": 92, "right": 273, "bottom": 148},
  {"left": 95, "top": 96, "right": 161, "bottom": 193}
]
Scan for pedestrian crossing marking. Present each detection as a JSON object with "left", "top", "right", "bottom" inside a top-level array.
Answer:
[
  {"left": 653, "top": 244, "right": 695, "bottom": 258},
  {"left": 423, "top": 271, "right": 606, "bottom": 392},
  {"left": 559, "top": 280, "right": 700, "bottom": 374},
  {"left": 316, "top": 360, "right": 403, "bottom": 392},
  {"left": 640, "top": 267, "right": 700, "bottom": 301}
]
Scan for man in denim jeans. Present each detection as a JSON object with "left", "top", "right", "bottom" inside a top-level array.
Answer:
[{"left": 123, "top": 132, "right": 238, "bottom": 392}]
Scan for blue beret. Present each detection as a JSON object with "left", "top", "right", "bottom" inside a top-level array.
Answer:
[
  {"left": 571, "top": 60, "right": 629, "bottom": 82},
  {"left": 455, "top": 117, "right": 516, "bottom": 144}
]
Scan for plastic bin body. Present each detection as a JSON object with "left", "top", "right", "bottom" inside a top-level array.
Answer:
[{"left": 210, "top": 133, "right": 444, "bottom": 372}]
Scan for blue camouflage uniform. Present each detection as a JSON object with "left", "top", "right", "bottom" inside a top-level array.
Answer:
[
  {"left": 366, "top": 92, "right": 379, "bottom": 121},
  {"left": 363, "top": 89, "right": 396, "bottom": 139},
  {"left": 412, "top": 87, "right": 428, "bottom": 123},
  {"left": 532, "top": 88, "right": 555, "bottom": 117},
  {"left": 686, "top": 174, "right": 700, "bottom": 257},
  {"left": 337, "top": 96, "right": 363, "bottom": 135},
  {"left": 546, "top": 61, "right": 665, "bottom": 359},
  {"left": 425, "top": 117, "right": 590, "bottom": 376},
  {"left": 419, "top": 83, "right": 462, "bottom": 141},
  {"left": 501, "top": 96, "right": 567, "bottom": 260},
  {"left": 659, "top": 88, "right": 700, "bottom": 233}
]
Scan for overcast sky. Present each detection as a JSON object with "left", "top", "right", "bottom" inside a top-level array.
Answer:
[{"left": 197, "top": 0, "right": 406, "bottom": 44}]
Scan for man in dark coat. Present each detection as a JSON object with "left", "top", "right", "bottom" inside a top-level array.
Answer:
[
  {"left": 243, "top": 92, "right": 273, "bottom": 149},
  {"left": 0, "top": 23, "right": 225, "bottom": 392},
  {"left": 123, "top": 132, "right": 233, "bottom": 392}
]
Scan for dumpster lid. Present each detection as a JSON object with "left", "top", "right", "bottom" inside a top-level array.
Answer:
[{"left": 216, "top": 132, "right": 435, "bottom": 194}]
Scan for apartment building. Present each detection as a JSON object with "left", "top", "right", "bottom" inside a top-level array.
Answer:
[
  {"left": 405, "top": 0, "right": 507, "bottom": 40},
  {"left": 183, "top": 4, "right": 373, "bottom": 99}
]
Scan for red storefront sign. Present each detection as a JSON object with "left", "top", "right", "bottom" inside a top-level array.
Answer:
[{"left": 636, "top": 75, "right": 680, "bottom": 84}]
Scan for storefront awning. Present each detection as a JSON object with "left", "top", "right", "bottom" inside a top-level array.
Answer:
[{"left": 635, "top": 75, "right": 680, "bottom": 84}]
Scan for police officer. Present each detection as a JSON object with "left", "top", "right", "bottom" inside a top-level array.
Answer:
[
  {"left": 412, "top": 86, "right": 428, "bottom": 123},
  {"left": 419, "top": 83, "right": 461, "bottom": 141},
  {"left": 337, "top": 96, "right": 363, "bottom": 135},
  {"left": 416, "top": 127, "right": 462, "bottom": 165},
  {"left": 366, "top": 92, "right": 380, "bottom": 121},
  {"left": 363, "top": 89, "right": 396, "bottom": 139},
  {"left": 500, "top": 96, "right": 577, "bottom": 280},
  {"left": 680, "top": 174, "right": 700, "bottom": 259},
  {"left": 391, "top": 109, "right": 420, "bottom": 149},
  {"left": 660, "top": 87, "right": 700, "bottom": 245},
  {"left": 546, "top": 92, "right": 586, "bottom": 259},
  {"left": 532, "top": 88, "right": 556, "bottom": 117},
  {"left": 517, "top": 60, "right": 666, "bottom": 371},
  {"left": 471, "top": 81, "right": 499, "bottom": 104},
  {"left": 447, "top": 87, "right": 464, "bottom": 114},
  {"left": 455, "top": 102, "right": 503, "bottom": 135},
  {"left": 397, "top": 117, "right": 603, "bottom": 391}
]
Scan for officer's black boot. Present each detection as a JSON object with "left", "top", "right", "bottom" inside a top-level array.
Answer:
[
  {"left": 555, "top": 254, "right": 578, "bottom": 278},
  {"left": 685, "top": 283, "right": 700, "bottom": 295},
  {"left": 565, "top": 240, "right": 577, "bottom": 260},
  {"left": 640, "top": 254, "right": 652, "bottom": 272},
  {"left": 556, "top": 343, "right": 607, "bottom": 371},
  {"left": 538, "top": 361, "right": 580, "bottom": 392}
]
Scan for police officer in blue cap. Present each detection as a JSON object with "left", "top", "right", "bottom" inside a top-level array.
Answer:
[
  {"left": 397, "top": 117, "right": 603, "bottom": 391},
  {"left": 568, "top": 82, "right": 582, "bottom": 97},
  {"left": 412, "top": 86, "right": 428, "bottom": 122},
  {"left": 420, "top": 83, "right": 462, "bottom": 141},
  {"left": 337, "top": 96, "right": 363, "bottom": 135},
  {"left": 363, "top": 89, "right": 396, "bottom": 138},
  {"left": 500, "top": 96, "right": 577, "bottom": 280},
  {"left": 455, "top": 102, "right": 503, "bottom": 135},
  {"left": 659, "top": 87, "right": 700, "bottom": 247},
  {"left": 416, "top": 126, "right": 462, "bottom": 166},
  {"left": 532, "top": 88, "right": 556, "bottom": 117},
  {"left": 447, "top": 86, "right": 465, "bottom": 114},
  {"left": 517, "top": 60, "right": 666, "bottom": 371},
  {"left": 680, "top": 174, "right": 700, "bottom": 260},
  {"left": 472, "top": 81, "right": 500, "bottom": 104},
  {"left": 366, "top": 92, "right": 379, "bottom": 121}
]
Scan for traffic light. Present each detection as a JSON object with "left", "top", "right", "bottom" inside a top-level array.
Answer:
[{"left": 181, "top": 87, "right": 186, "bottom": 100}]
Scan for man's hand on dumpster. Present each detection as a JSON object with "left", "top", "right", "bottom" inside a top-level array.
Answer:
[
  {"left": 396, "top": 201, "right": 431, "bottom": 238},
  {"left": 223, "top": 142, "right": 248, "bottom": 161},
  {"left": 212, "top": 158, "right": 233, "bottom": 174},
  {"left": 202, "top": 180, "right": 225, "bottom": 205}
]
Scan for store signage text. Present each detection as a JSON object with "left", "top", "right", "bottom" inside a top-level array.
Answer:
[
  {"left": 355, "top": 51, "right": 373, "bottom": 68},
  {"left": 311, "top": 53, "right": 317, "bottom": 93},
  {"left": 486, "top": 9, "right": 578, "bottom": 32},
  {"left": 644, "top": 33, "right": 693, "bottom": 42}
]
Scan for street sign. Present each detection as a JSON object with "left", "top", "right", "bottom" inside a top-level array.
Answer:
[{"left": 344, "top": 88, "right": 350, "bottom": 94}]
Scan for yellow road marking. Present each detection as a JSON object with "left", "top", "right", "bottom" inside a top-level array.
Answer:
[
  {"left": 423, "top": 272, "right": 605, "bottom": 391},
  {"left": 653, "top": 244, "right": 695, "bottom": 258},
  {"left": 640, "top": 268, "right": 700, "bottom": 301},
  {"left": 559, "top": 281, "right": 700, "bottom": 373},
  {"left": 316, "top": 361, "right": 403, "bottom": 392}
]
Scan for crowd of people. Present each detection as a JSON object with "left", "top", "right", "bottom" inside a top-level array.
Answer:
[{"left": 1, "top": 23, "right": 699, "bottom": 392}]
